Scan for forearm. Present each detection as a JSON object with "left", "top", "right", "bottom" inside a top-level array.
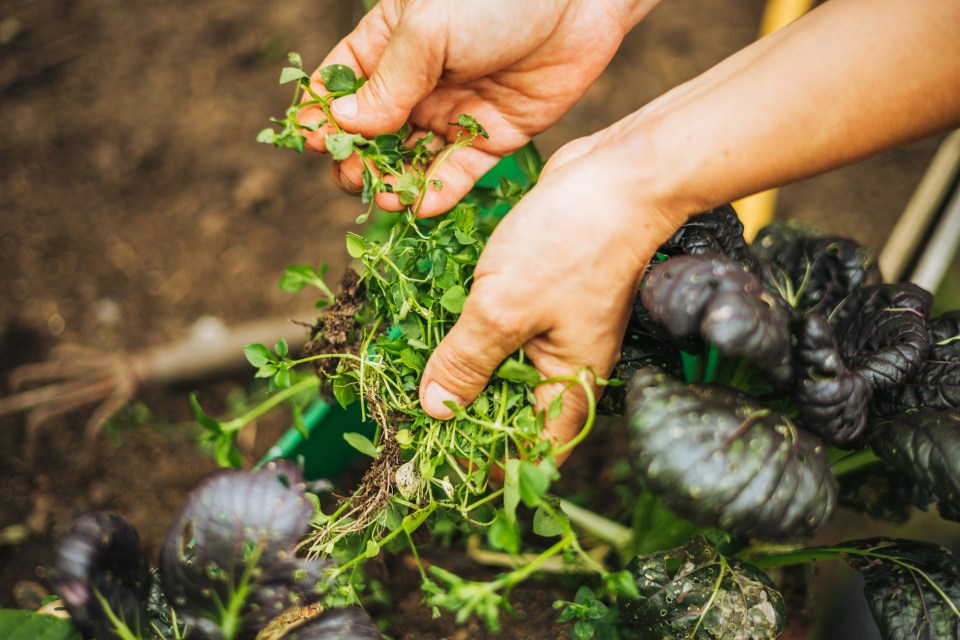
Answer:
[{"left": 611, "top": 0, "right": 960, "bottom": 217}]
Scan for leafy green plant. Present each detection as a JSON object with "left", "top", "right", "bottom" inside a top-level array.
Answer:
[{"left": 223, "top": 56, "right": 960, "bottom": 639}]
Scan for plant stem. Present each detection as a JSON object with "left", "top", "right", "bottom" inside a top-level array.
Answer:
[
  {"left": 558, "top": 498, "right": 632, "bottom": 556},
  {"left": 222, "top": 376, "right": 318, "bottom": 433},
  {"left": 831, "top": 449, "right": 882, "bottom": 476}
]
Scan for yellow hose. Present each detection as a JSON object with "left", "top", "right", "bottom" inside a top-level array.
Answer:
[{"left": 734, "top": 0, "right": 816, "bottom": 241}]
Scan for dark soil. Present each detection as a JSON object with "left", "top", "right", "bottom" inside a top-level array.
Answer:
[{"left": 0, "top": 0, "right": 949, "bottom": 638}]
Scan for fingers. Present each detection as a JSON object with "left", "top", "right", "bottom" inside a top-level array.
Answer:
[
  {"left": 414, "top": 145, "right": 501, "bottom": 217},
  {"left": 330, "top": 8, "right": 445, "bottom": 138},
  {"left": 419, "top": 278, "right": 541, "bottom": 420},
  {"left": 532, "top": 378, "right": 591, "bottom": 467}
]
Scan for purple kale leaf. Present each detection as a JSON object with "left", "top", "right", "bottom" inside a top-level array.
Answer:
[
  {"left": 794, "top": 313, "right": 874, "bottom": 445},
  {"left": 50, "top": 513, "right": 151, "bottom": 639},
  {"left": 626, "top": 367, "right": 836, "bottom": 539},
  {"left": 835, "top": 283, "right": 932, "bottom": 392},
  {"left": 641, "top": 254, "right": 793, "bottom": 387},
  {"left": 752, "top": 224, "right": 880, "bottom": 318},
  {"left": 659, "top": 205, "right": 758, "bottom": 271},
  {"left": 868, "top": 407, "right": 960, "bottom": 522},
  {"left": 158, "top": 460, "right": 331, "bottom": 640},
  {"left": 874, "top": 310, "right": 960, "bottom": 415}
]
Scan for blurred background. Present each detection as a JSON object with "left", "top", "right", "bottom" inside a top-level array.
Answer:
[{"left": 0, "top": 0, "right": 954, "bottom": 638}]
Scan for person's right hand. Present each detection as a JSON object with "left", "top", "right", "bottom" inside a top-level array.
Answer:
[{"left": 298, "top": 0, "right": 659, "bottom": 217}]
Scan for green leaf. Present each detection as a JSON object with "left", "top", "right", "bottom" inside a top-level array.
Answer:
[
  {"left": 439, "top": 285, "right": 467, "bottom": 314},
  {"left": 279, "top": 67, "right": 309, "bottom": 85},
  {"left": 274, "top": 338, "right": 289, "bottom": 358},
  {"left": 513, "top": 141, "right": 543, "bottom": 184},
  {"left": 319, "top": 64, "right": 359, "bottom": 93},
  {"left": 518, "top": 459, "right": 557, "bottom": 508},
  {"left": 273, "top": 365, "right": 291, "bottom": 389},
  {"left": 402, "top": 506, "right": 435, "bottom": 534},
  {"left": 213, "top": 431, "right": 243, "bottom": 468},
  {"left": 190, "top": 392, "right": 222, "bottom": 434},
  {"left": 243, "top": 343, "right": 275, "bottom": 368},
  {"left": 325, "top": 132, "right": 361, "bottom": 161},
  {"left": 548, "top": 394, "right": 563, "bottom": 421},
  {"left": 844, "top": 538, "right": 960, "bottom": 640},
  {"left": 618, "top": 535, "right": 786, "bottom": 639},
  {"left": 393, "top": 171, "right": 423, "bottom": 206},
  {"left": 287, "top": 51, "right": 302, "bottom": 68},
  {"left": 400, "top": 348, "right": 425, "bottom": 371},
  {"left": 605, "top": 570, "right": 640, "bottom": 600},
  {"left": 532, "top": 500, "right": 567, "bottom": 537},
  {"left": 0, "top": 610, "right": 81, "bottom": 640},
  {"left": 343, "top": 432, "right": 378, "bottom": 458},
  {"left": 395, "top": 429, "right": 413, "bottom": 446},
  {"left": 488, "top": 513, "right": 520, "bottom": 554},
  {"left": 364, "top": 539, "right": 381, "bottom": 558},
  {"left": 256, "top": 128, "right": 276, "bottom": 144},
  {"left": 278, "top": 264, "right": 316, "bottom": 293},
  {"left": 495, "top": 359, "right": 541, "bottom": 387},
  {"left": 332, "top": 379, "right": 357, "bottom": 409},
  {"left": 456, "top": 114, "right": 489, "bottom": 139},
  {"left": 346, "top": 232, "right": 370, "bottom": 258}
]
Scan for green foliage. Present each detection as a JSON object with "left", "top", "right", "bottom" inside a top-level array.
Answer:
[{"left": 0, "top": 610, "right": 81, "bottom": 640}]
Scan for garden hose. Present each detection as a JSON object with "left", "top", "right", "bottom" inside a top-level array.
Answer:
[{"left": 735, "top": 0, "right": 816, "bottom": 242}]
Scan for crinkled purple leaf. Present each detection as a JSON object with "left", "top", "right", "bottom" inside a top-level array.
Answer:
[
  {"left": 794, "top": 314, "right": 873, "bottom": 445},
  {"left": 868, "top": 408, "right": 960, "bottom": 522},
  {"left": 626, "top": 367, "right": 836, "bottom": 538},
  {"left": 659, "top": 205, "right": 758, "bottom": 271},
  {"left": 875, "top": 311, "right": 960, "bottom": 415},
  {"left": 50, "top": 513, "right": 151, "bottom": 639},
  {"left": 618, "top": 535, "right": 786, "bottom": 639},
  {"left": 158, "top": 460, "right": 326, "bottom": 639},
  {"left": 282, "top": 607, "right": 383, "bottom": 639},
  {"left": 836, "top": 283, "right": 932, "bottom": 391},
  {"left": 752, "top": 224, "right": 880, "bottom": 317},
  {"left": 641, "top": 254, "right": 793, "bottom": 387},
  {"left": 843, "top": 538, "right": 960, "bottom": 640}
]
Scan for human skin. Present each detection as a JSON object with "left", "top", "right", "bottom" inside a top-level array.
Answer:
[
  {"left": 298, "top": 0, "right": 661, "bottom": 216},
  {"left": 306, "top": 0, "right": 960, "bottom": 460}
]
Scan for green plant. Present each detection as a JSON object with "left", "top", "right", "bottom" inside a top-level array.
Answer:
[{"left": 195, "top": 55, "right": 960, "bottom": 639}]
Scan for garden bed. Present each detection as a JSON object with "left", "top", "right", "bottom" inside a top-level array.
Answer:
[{"left": 0, "top": 0, "right": 953, "bottom": 638}]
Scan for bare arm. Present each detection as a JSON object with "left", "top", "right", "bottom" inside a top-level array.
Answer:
[{"left": 419, "top": 0, "right": 960, "bottom": 451}]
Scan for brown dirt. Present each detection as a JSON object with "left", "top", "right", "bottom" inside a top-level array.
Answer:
[{"left": 0, "top": 0, "right": 949, "bottom": 638}]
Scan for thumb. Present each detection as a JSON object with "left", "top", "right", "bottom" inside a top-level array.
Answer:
[
  {"left": 331, "top": 14, "right": 444, "bottom": 136},
  {"left": 419, "top": 289, "right": 537, "bottom": 420}
]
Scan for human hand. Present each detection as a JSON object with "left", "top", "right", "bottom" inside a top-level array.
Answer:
[
  {"left": 416, "top": 130, "right": 687, "bottom": 463},
  {"left": 299, "top": 0, "right": 658, "bottom": 217}
]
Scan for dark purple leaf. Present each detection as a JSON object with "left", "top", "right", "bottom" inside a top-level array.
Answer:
[
  {"left": 794, "top": 314, "right": 873, "bottom": 445},
  {"left": 627, "top": 367, "right": 836, "bottom": 539},
  {"left": 752, "top": 225, "right": 880, "bottom": 317},
  {"left": 600, "top": 328, "right": 682, "bottom": 416},
  {"left": 50, "top": 513, "right": 151, "bottom": 639},
  {"left": 618, "top": 535, "right": 785, "bottom": 639},
  {"left": 659, "top": 205, "right": 758, "bottom": 271},
  {"left": 843, "top": 538, "right": 960, "bottom": 639},
  {"left": 836, "top": 283, "right": 932, "bottom": 391},
  {"left": 868, "top": 408, "right": 960, "bottom": 521},
  {"left": 875, "top": 311, "right": 960, "bottom": 415},
  {"left": 641, "top": 254, "right": 793, "bottom": 387},
  {"left": 158, "top": 460, "right": 327, "bottom": 639}
]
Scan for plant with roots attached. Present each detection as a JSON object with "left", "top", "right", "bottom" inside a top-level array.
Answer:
[{"left": 195, "top": 54, "right": 960, "bottom": 639}]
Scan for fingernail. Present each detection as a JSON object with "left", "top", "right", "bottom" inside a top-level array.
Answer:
[
  {"left": 332, "top": 94, "right": 358, "bottom": 118},
  {"left": 421, "top": 381, "right": 463, "bottom": 419}
]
